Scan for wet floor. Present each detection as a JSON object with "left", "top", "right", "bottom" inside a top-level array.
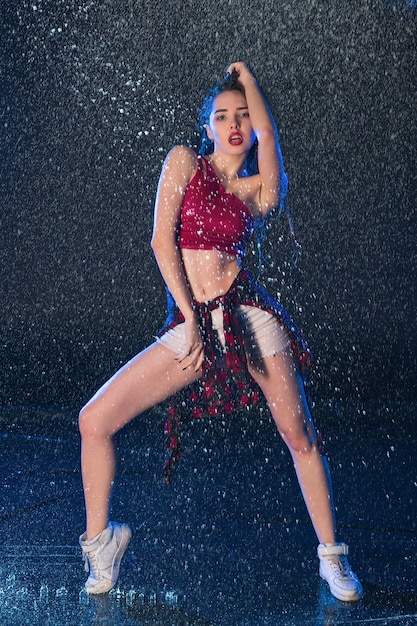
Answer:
[{"left": 0, "top": 402, "right": 416, "bottom": 625}]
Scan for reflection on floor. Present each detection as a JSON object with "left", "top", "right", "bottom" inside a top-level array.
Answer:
[{"left": 0, "top": 401, "right": 416, "bottom": 625}]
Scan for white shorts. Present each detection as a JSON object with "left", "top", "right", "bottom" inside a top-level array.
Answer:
[{"left": 156, "top": 305, "right": 290, "bottom": 363}]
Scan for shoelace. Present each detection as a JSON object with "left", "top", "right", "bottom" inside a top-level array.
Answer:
[
  {"left": 82, "top": 552, "right": 89, "bottom": 573},
  {"left": 326, "top": 555, "right": 352, "bottom": 579},
  {"left": 82, "top": 551, "right": 98, "bottom": 575}
]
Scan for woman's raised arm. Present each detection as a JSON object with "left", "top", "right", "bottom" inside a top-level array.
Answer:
[{"left": 228, "top": 62, "right": 280, "bottom": 215}]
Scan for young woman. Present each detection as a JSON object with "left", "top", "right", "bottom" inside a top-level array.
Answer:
[{"left": 78, "top": 62, "right": 363, "bottom": 602}]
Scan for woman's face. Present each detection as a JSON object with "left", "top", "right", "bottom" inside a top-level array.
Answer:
[{"left": 206, "top": 90, "right": 256, "bottom": 157}]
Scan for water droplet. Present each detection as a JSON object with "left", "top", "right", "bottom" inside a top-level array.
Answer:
[
  {"left": 79, "top": 587, "right": 89, "bottom": 605},
  {"left": 55, "top": 586, "right": 68, "bottom": 598},
  {"left": 39, "top": 584, "right": 49, "bottom": 603}
]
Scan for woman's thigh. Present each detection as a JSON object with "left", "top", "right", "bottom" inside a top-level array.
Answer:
[
  {"left": 247, "top": 350, "right": 316, "bottom": 444},
  {"left": 80, "top": 342, "right": 200, "bottom": 437}
]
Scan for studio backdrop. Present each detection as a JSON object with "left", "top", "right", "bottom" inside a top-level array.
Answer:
[{"left": 1, "top": 0, "right": 415, "bottom": 407}]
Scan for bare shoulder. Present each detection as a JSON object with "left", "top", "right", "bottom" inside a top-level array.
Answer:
[{"left": 164, "top": 145, "right": 198, "bottom": 181}]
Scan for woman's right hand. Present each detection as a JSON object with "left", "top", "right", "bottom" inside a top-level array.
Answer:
[{"left": 176, "top": 315, "right": 204, "bottom": 373}]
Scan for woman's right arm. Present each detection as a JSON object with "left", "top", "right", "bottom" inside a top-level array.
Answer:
[{"left": 151, "top": 145, "right": 204, "bottom": 371}]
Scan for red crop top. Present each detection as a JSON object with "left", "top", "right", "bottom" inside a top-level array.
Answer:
[{"left": 178, "top": 156, "right": 254, "bottom": 257}]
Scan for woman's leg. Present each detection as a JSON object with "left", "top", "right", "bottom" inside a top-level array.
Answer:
[
  {"left": 79, "top": 341, "right": 200, "bottom": 539},
  {"left": 248, "top": 349, "right": 363, "bottom": 601},
  {"left": 247, "top": 351, "right": 336, "bottom": 544}
]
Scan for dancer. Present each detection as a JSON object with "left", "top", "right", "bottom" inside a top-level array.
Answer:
[{"left": 79, "top": 62, "right": 363, "bottom": 602}]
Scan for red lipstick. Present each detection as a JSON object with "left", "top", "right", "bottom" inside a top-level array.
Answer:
[{"left": 228, "top": 132, "right": 243, "bottom": 145}]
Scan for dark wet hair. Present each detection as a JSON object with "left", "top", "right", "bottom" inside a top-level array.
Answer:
[{"left": 196, "top": 70, "right": 259, "bottom": 176}]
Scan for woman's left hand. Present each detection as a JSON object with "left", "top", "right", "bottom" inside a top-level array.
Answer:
[{"left": 226, "top": 61, "right": 254, "bottom": 84}]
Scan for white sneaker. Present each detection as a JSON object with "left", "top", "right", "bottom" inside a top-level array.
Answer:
[
  {"left": 318, "top": 543, "right": 363, "bottom": 602},
  {"left": 80, "top": 521, "right": 132, "bottom": 594}
]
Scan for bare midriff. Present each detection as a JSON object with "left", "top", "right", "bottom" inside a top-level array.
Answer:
[{"left": 181, "top": 248, "right": 241, "bottom": 303}]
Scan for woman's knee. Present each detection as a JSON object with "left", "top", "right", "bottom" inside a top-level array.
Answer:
[
  {"left": 282, "top": 431, "right": 315, "bottom": 455},
  {"left": 278, "top": 418, "right": 317, "bottom": 455},
  {"left": 78, "top": 402, "right": 111, "bottom": 441}
]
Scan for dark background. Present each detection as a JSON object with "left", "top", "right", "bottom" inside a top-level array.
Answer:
[{"left": 1, "top": 0, "right": 416, "bottom": 408}]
